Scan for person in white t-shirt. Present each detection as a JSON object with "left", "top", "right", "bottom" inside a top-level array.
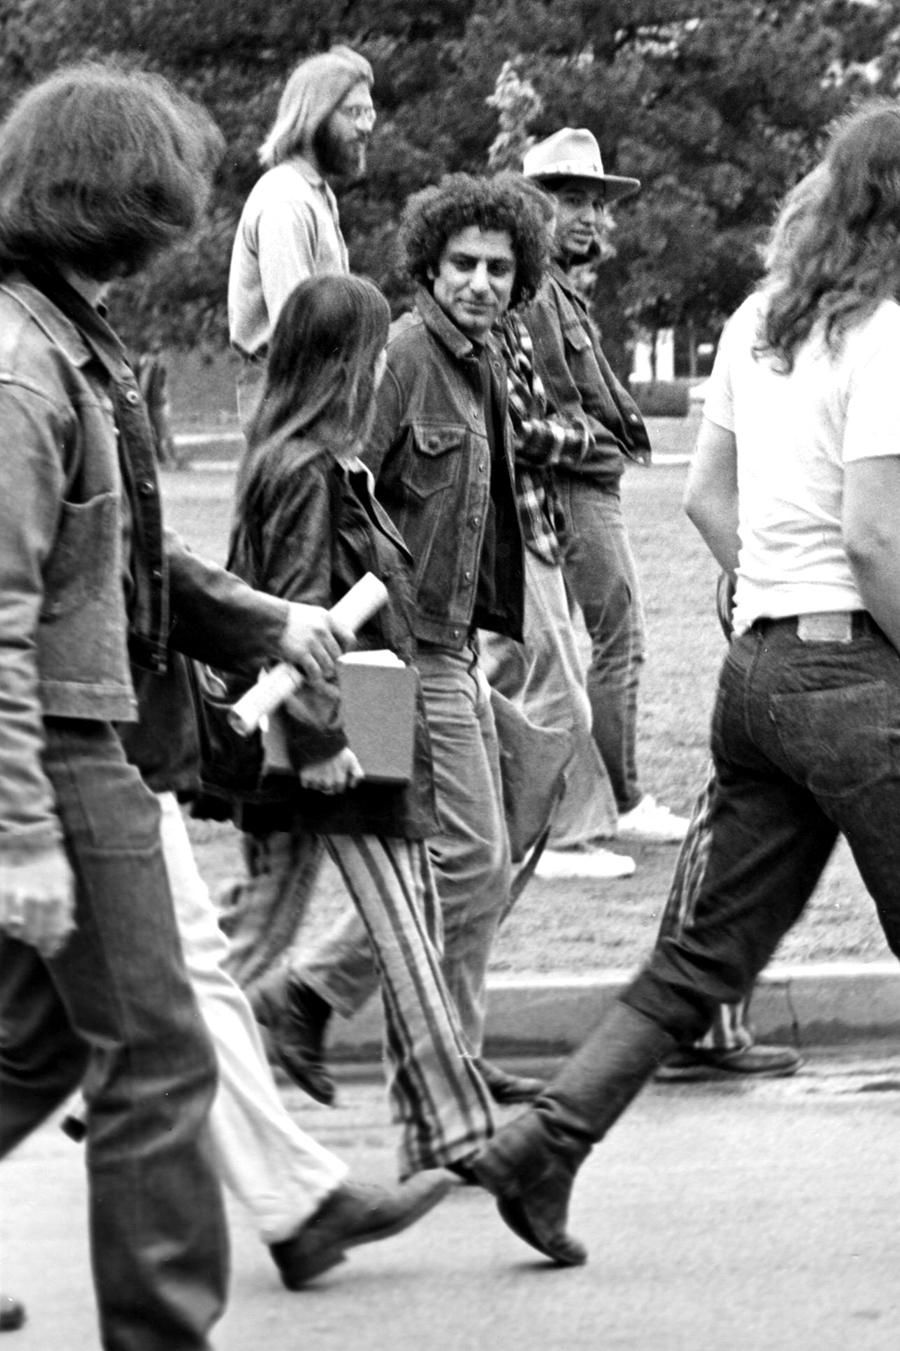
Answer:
[{"left": 465, "top": 101, "right": 900, "bottom": 1267}]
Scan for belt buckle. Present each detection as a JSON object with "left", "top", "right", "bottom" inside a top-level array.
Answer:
[{"left": 797, "top": 612, "right": 852, "bottom": 643}]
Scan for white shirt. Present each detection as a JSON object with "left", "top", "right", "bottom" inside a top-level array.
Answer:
[
  {"left": 227, "top": 157, "right": 349, "bottom": 359},
  {"left": 704, "top": 291, "right": 900, "bottom": 634}
]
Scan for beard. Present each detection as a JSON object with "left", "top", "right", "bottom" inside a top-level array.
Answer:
[{"left": 313, "top": 119, "right": 367, "bottom": 181}]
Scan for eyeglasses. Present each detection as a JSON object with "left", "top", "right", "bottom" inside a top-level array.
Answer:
[{"left": 337, "top": 103, "right": 377, "bottom": 130}]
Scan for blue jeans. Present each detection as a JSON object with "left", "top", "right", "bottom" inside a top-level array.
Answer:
[
  {"left": 626, "top": 616, "right": 900, "bottom": 1040},
  {"left": 296, "top": 644, "right": 511, "bottom": 1053},
  {"left": 0, "top": 721, "right": 227, "bottom": 1351},
  {"left": 556, "top": 478, "right": 645, "bottom": 813}
]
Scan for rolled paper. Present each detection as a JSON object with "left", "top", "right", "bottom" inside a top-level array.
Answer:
[{"left": 227, "top": 573, "right": 389, "bottom": 736}]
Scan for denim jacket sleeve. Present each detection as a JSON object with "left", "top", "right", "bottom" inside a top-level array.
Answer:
[
  {"left": 166, "top": 531, "right": 289, "bottom": 676},
  {"left": 0, "top": 378, "right": 69, "bottom": 855}
]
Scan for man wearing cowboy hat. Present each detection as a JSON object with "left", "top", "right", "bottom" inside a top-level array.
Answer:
[{"left": 522, "top": 126, "right": 689, "bottom": 846}]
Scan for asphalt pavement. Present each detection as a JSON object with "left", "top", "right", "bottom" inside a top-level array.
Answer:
[{"left": 3, "top": 1049, "right": 900, "bottom": 1351}]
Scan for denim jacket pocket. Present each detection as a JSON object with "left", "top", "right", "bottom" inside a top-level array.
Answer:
[
  {"left": 41, "top": 490, "right": 118, "bottom": 620},
  {"left": 406, "top": 421, "right": 465, "bottom": 499}
]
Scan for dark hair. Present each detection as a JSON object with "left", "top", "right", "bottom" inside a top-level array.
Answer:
[
  {"left": 400, "top": 172, "right": 549, "bottom": 308},
  {"left": 0, "top": 62, "right": 224, "bottom": 280},
  {"left": 758, "top": 100, "right": 900, "bottom": 371},
  {"left": 240, "top": 274, "right": 391, "bottom": 498}
]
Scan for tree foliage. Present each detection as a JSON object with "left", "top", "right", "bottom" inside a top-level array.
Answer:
[{"left": 4, "top": 0, "right": 900, "bottom": 355}]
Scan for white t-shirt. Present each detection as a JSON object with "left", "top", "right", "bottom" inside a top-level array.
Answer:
[{"left": 704, "top": 291, "right": 900, "bottom": 634}]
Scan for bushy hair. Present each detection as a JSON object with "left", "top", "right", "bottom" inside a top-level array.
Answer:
[
  {"left": 400, "top": 172, "right": 550, "bottom": 309},
  {"left": 757, "top": 100, "right": 900, "bottom": 371},
  {"left": 0, "top": 62, "right": 223, "bottom": 281},
  {"left": 239, "top": 274, "right": 391, "bottom": 501}
]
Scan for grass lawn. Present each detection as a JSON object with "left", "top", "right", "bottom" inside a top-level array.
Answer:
[{"left": 161, "top": 432, "right": 890, "bottom": 976}]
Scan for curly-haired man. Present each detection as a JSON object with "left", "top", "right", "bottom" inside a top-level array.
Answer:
[{"left": 280, "top": 174, "right": 554, "bottom": 1115}]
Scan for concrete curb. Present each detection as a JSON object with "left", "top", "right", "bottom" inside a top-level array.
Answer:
[{"left": 327, "top": 961, "right": 900, "bottom": 1062}]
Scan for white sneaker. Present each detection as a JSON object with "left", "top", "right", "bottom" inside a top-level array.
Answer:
[
  {"left": 615, "top": 794, "right": 689, "bottom": 843},
  {"left": 533, "top": 845, "right": 636, "bottom": 880}
]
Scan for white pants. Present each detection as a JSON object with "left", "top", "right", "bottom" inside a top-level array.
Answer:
[
  {"left": 480, "top": 550, "right": 617, "bottom": 847},
  {"left": 158, "top": 792, "right": 346, "bottom": 1243}
]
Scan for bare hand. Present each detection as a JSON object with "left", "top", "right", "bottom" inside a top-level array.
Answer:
[
  {"left": 280, "top": 603, "right": 355, "bottom": 686},
  {"left": 0, "top": 846, "right": 76, "bottom": 958},
  {"left": 299, "top": 747, "right": 364, "bottom": 795}
]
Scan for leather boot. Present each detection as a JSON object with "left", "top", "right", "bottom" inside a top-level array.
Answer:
[
  {"left": 270, "top": 1172, "right": 453, "bottom": 1289},
  {"left": 472, "top": 1001, "right": 676, "bottom": 1266},
  {"left": 253, "top": 971, "right": 336, "bottom": 1106}
]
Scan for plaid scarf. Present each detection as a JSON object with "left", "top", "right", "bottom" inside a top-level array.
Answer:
[{"left": 497, "top": 313, "right": 589, "bottom": 563}]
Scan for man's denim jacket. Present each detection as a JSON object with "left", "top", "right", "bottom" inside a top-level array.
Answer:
[
  {"left": 364, "top": 287, "right": 524, "bottom": 650},
  {"left": 524, "top": 262, "right": 651, "bottom": 491},
  {"left": 0, "top": 273, "right": 287, "bottom": 853}
]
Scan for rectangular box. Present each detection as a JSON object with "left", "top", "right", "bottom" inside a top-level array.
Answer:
[{"left": 338, "top": 660, "right": 417, "bottom": 783}]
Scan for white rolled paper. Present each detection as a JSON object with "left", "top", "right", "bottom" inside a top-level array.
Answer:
[{"left": 227, "top": 573, "right": 389, "bottom": 736}]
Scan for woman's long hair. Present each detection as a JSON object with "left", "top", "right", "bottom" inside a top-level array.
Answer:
[
  {"left": 0, "top": 62, "right": 223, "bottom": 280},
  {"left": 758, "top": 100, "right": 900, "bottom": 371},
  {"left": 237, "top": 274, "right": 391, "bottom": 511}
]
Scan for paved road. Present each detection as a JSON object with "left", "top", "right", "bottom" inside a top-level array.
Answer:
[{"left": 3, "top": 1051, "right": 900, "bottom": 1351}]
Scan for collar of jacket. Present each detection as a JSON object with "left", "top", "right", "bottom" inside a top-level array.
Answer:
[
  {"left": 547, "top": 258, "right": 589, "bottom": 307},
  {"left": 20, "top": 263, "right": 131, "bottom": 382},
  {"left": 413, "top": 284, "right": 487, "bottom": 363}
]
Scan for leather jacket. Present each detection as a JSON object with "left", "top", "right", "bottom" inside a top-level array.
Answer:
[
  {"left": 219, "top": 440, "right": 437, "bottom": 840},
  {"left": 524, "top": 262, "right": 651, "bottom": 489},
  {"left": 363, "top": 287, "right": 524, "bottom": 649}
]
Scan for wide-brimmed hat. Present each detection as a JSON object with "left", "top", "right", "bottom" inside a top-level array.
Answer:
[{"left": 523, "top": 128, "right": 640, "bottom": 202}]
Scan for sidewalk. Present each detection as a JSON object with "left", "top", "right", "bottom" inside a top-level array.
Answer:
[{"left": 327, "top": 960, "right": 900, "bottom": 1065}]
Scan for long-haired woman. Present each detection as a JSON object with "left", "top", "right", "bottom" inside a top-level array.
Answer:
[
  {"left": 470, "top": 100, "right": 900, "bottom": 1264},
  {"left": 214, "top": 273, "right": 494, "bottom": 1180}
]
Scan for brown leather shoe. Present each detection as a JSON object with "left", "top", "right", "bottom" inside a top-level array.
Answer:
[
  {"left": 254, "top": 974, "right": 336, "bottom": 1106},
  {"left": 655, "top": 1043, "right": 803, "bottom": 1082},
  {"left": 269, "top": 1172, "right": 453, "bottom": 1289},
  {"left": 0, "top": 1294, "right": 25, "bottom": 1332},
  {"left": 477, "top": 1058, "right": 546, "bottom": 1105}
]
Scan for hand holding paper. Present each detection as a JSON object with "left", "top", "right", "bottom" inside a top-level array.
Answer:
[{"left": 228, "top": 573, "right": 388, "bottom": 736}]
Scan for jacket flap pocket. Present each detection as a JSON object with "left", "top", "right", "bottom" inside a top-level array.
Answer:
[{"left": 411, "top": 422, "right": 466, "bottom": 456}]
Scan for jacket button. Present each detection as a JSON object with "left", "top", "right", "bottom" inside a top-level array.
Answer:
[
  {"left": 464, "top": 570, "right": 472, "bottom": 581},
  {"left": 151, "top": 567, "right": 163, "bottom": 582},
  {"left": 138, "top": 480, "right": 156, "bottom": 497},
  {"left": 125, "top": 389, "right": 140, "bottom": 405}
]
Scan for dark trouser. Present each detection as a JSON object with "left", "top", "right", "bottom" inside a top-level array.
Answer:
[
  {"left": 656, "top": 762, "right": 754, "bottom": 1050},
  {"left": 476, "top": 616, "right": 900, "bottom": 1260},
  {"left": 0, "top": 720, "right": 228, "bottom": 1351},
  {"left": 626, "top": 617, "right": 900, "bottom": 1043}
]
